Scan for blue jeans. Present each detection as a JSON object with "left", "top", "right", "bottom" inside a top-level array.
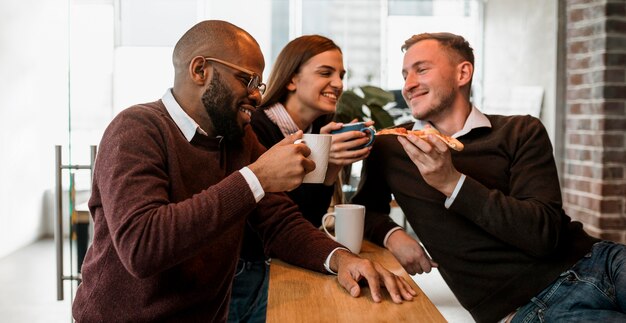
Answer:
[
  {"left": 511, "top": 241, "right": 626, "bottom": 323},
  {"left": 227, "top": 259, "right": 270, "bottom": 323}
]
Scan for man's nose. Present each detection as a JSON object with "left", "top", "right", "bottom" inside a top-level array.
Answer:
[
  {"left": 249, "top": 89, "right": 262, "bottom": 106},
  {"left": 403, "top": 72, "right": 419, "bottom": 94}
]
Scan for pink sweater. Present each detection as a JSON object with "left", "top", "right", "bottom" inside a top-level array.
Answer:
[{"left": 73, "top": 101, "right": 341, "bottom": 322}]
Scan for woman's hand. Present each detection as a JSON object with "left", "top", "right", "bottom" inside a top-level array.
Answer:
[{"left": 321, "top": 120, "right": 374, "bottom": 185}]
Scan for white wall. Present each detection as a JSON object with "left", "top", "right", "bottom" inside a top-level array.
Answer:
[
  {"left": 483, "top": 0, "right": 559, "bottom": 143},
  {"left": 0, "top": 0, "right": 69, "bottom": 258}
]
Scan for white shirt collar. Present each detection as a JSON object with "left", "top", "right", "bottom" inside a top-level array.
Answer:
[
  {"left": 161, "top": 88, "right": 208, "bottom": 142},
  {"left": 412, "top": 105, "right": 491, "bottom": 138}
]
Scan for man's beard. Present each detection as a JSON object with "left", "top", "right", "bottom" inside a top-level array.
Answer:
[
  {"left": 412, "top": 86, "right": 456, "bottom": 121},
  {"left": 201, "top": 70, "right": 244, "bottom": 145}
]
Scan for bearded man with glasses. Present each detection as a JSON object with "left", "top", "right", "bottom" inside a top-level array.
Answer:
[{"left": 71, "top": 20, "right": 416, "bottom": 322}]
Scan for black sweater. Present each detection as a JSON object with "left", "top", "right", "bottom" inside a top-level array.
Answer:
[{"left": 352, "top": 114, "right": 599, "bottom": 323}]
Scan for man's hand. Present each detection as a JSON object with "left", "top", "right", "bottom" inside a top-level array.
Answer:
[
  {"left": 386, "top": 230, "right": 438, "bottom": 275},
  {"left": 248, "top": 131, "right": 315, "bottom": 192},
  {"left": 397, "top": 132, "right": 461, "bottom": 196},
  {"left": 329, "top": 249, "right": 417, "bottom": 303}
]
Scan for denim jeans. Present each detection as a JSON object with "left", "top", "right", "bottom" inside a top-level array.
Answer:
[
  {"left": 511, "top": 241, "right": 626, "bottom": 323},
  {"left": 227, "top": 259, "right": 270, "bottom": 323}
]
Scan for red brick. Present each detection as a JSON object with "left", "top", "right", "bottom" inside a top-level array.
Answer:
[
  {"left": 566, "top": 56, "right": 591, "bottom": 70},
  {"left": 567, "top": 23, "right": 601, "bottom": 39},
  {"left": 601, "top": 183, "right": 626, "bottom": 196},
  {"left": 606, "top": 2, "right": 626, "bottom": 17},
  {"left": 565, "top": 147, "right": 593, "bottom": 161},
  {"left": 602, "top": 133, "right": 626, "bottom": 148},
  {"left": 565, "top": 177, "right": 594, "bottom": 193},
  {"left": 565, "top": 162, "right": 601, "bottom": 178},
  {"left": 605, "top": 53, "right": 626, "bottom": 67},
  {"left": 567, "top": 87, "right": 594, "bottom": 100},
  {"left": 568, "top": 7, "right": 585, "bottom": 23},
  {"left": 568, "top": 103, "right": 581, "bottom": 114},
  {"left": 566, "top": 118, "right": 592, "bottom": 130},
  {"left": 603, "top": 86, "right": 626, "bottom": 99},
  {"left": 598, "top": 231, "right": 626, "bottom": 244},
  {"left": 569, "top": 133, "right": 606, "bottom": 146},
  {"left": 606, "top": 17, "right": 626, "bottom": 33},
  {"left": 605, "top": 68, "right": 626, "bottom": 82},
  {"left": 598, "top": 214, "right": 626, "bottom": 230},
  {"left": 602, "top": 101, "right": 626, "bottom": 115},
  {"left": 602, "top": 150, "right": 626, "bottom": 163},
  {"left": 568, "top": 73, "right": 584, "bottom": 85},
  {"left": 568, "top": 40, "right": 592, "bottom": 55},
  {"left": 600, "top": 199, "right": 624, "bottom": 213},
  {"left": 604, "top": 118, "right": 626, "bottom": 131},
  {"left": 603, "top": 166, "right": 624, "bottom": 180}
]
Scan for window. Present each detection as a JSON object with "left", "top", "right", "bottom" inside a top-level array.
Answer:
[{"left": 68, "top": 0, "right": 484, "bottom": 159}]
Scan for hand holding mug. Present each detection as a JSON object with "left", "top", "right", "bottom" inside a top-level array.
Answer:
[
  {"left": 249, "top": 131, "right": 315, "bottom": 192},
  {"left": 293, "top": 134, "right": 332, "bottom": 184},
  {"left": 329, "top": 121, "right": 376, "bottom": 150},
  {"left": 322, "top": 121, "right": 374, "bottom": 167}
]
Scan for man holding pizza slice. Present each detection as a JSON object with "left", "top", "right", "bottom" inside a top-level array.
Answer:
[{"left": 352, "top": 32, "right": 626, "bottom": 323}]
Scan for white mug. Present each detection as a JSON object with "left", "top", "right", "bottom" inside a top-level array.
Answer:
[
  {"left": 321, "top": 204, "right": 365, "bottom": 254},
  {"left": 294, "top": 134, "right": 332, "bottom": 184}
]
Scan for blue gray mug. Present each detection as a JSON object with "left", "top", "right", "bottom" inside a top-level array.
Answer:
[{"left": 330, "top": 122, "right": 376, "bottom": 149}]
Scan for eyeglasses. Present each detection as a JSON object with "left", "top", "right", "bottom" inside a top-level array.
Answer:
[{"left": 202, "top": 57, "right": 266, "bottom": 94}]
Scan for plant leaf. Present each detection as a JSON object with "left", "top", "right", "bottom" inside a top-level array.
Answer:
[
  {"left": 361, "top": 85, "right": 395, "bottom": 108},
  {"left": 335, "top": 91, "right": 366, "bottom": 123},
  {"left": 370, "top": 106, "right": 395, "bottom": 129}
]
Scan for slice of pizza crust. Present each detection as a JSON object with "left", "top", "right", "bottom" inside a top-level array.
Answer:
[{"left": 378, "top": 127, "right": 464, "bottom": 151}]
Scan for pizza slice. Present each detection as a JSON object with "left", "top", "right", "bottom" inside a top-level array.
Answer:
[{"left": 378, "top": 127, "right": 464, "bottom": 151}]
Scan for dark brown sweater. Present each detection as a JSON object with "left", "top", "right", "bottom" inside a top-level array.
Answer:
[
  {"left": 352, "top": 114, "right": 599, "bottom": 323},
  {"left": 72, "top": 101, "right": 341, "bottom": 322}
]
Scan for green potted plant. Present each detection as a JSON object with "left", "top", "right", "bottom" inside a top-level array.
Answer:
[
  {"left": 333, "top": 85, "right": 397, "bottom": 203},
  {"left": 334, "top": 85, "right": 396, "bottom": 130}
]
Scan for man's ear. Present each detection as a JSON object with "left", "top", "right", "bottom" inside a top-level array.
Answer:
[
  {"left": 189, "top": 56, "right": 208, "bottom": 84},
  {"left": 457, "top": 61, "right": 473, "bottom": 88}
]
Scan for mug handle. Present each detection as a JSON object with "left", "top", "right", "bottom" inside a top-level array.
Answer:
[
  {"left": 321, "top": 212, "right": 336, "bottom": 240},
  {"left": 362, "top": 127, "right": 376, "bottom": 147}
]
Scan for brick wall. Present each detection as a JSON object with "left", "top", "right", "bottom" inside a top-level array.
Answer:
[{"left": 564, "top": 0, "right": 626, "bottom": 243}]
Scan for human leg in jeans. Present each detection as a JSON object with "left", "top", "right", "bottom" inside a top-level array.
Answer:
[
  {"left": 511, "top": 241, "right": 626, "bottom": 323},
  {"left": 227, "top": 259, "right": 270, "bottom": 323}
]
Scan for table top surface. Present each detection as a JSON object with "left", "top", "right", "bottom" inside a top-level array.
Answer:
[{"left": 267, "top": 240, "right": 447, "bottom": 323}]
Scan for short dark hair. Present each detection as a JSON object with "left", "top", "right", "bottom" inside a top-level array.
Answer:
[{"left": 401, "top": 32, "right": 474, "bottom": 66}]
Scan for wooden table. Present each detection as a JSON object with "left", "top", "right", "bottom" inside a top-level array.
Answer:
[{"left": 267, "top": 240, "right": 446, "bottom": 322}]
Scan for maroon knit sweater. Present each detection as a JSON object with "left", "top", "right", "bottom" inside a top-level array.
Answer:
[{"left": 72, "top": 101, "right": 341, "bottom": 322}]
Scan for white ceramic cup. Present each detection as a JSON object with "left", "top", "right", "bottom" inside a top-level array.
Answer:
[
  {"left": 321, "top": 204, "right": 365, "bottom": 254},
  {"left": 294, "top": 134, "right": 332, "bottom": 184}
]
